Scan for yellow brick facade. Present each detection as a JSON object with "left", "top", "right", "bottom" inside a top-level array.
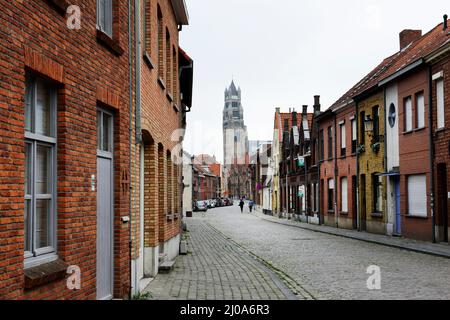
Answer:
[{"left": 358, "top": 91, "right": 387, "bottom": 235}]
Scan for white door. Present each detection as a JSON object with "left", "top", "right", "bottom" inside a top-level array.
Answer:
[{"left": 96, "top": 109, "right": 114, "bottom": 300}]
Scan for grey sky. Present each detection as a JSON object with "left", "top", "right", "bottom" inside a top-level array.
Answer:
[{"left": 179, "top": 0, "right": 449, "bottom": 163}]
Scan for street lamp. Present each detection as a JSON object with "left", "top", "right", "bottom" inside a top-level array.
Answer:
[{"left": 364, "top": 115, "right": 374, "bottom": 134}]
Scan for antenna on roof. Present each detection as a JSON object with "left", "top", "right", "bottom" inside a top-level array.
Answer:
[{"left": 444, "top": 14, "right": 448, "bottom": 31}]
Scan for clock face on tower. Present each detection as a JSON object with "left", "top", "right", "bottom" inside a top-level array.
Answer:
[{"left": 388, "top": 103, "right": 396, "bottom": 128}]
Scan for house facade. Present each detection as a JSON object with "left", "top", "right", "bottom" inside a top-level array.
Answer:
[
  {"left": 130, "top": 0, "right": 191, "bottom": 295},
  {"left": 0, "top": 0, "right": 133, "bottom": 299}
]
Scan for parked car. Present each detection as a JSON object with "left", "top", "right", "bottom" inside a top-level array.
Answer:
[
  {"left": 211, "top": 199, "right": 217, "bottom": 208},
  {"left": 194, "top": 201, "right": 208, "bottom": 212}
]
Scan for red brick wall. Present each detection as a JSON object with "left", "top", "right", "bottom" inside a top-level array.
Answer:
[
  {"left": 335, "top": 104, "right": 357, "bottom": 227},
  {"left": 131, "top": 0, "right": 183, "bottom": 255},
  {"left": 431, "top": 54, "right": 450, "bottom": 243},
  {"left": 0, "top": 0, "right": 132, "bottom": 299},
  {"left": 397, "top": 67, "right": 432, "bottom": 241}
]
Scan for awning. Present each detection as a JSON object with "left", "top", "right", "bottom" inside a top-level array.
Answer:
[{"left": 377, "top": 172, "right": 400, "bottom": 177}]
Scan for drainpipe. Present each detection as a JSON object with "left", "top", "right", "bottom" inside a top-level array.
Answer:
[
  {"left": 127, "top": 0, "right": 134, "bottom": 300},
  {"left": 135, "top": 0, "right": 142, "bottom": 145},
  {"left": 334, "top": 113, "right": 338, "bottom": 228},
  {"left": 428, "top": 65, "right": 436, "bottom": 243},
  {"left": 383, "top": 88, "right": 388, "bottom": 232},
  {"left": 356, "top": 101, "right": 361, "bottom": 232}
]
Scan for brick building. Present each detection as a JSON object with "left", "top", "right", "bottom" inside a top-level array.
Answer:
[
  {"left": 0, "top": 0, "right": 133, "bottom": 299},
  {"left": 428, "top": 25, "right": 449, "bottom": 244},
  {"left": 130, "top": 0, "right": 192, "bottom": 295}
]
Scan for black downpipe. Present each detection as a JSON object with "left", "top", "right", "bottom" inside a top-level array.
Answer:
[
  {"left": 128, "top": 0, "right": 133, "bottom": 300},
  {"left": 334, "top": 113, "right": 338, "bottom": 228},
  {"left": 428, "top": 65, "right": 436, "bottom": 243},
  {"left": 356, "top": 101, "right": 361, "bottom": 232}
]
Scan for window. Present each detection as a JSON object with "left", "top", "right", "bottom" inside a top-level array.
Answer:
[
  {"left": 360, "top": 111, "right": 365, "bottom": 145},
  {"left": 404, "top": 97, "right": 412, "bottom": 132},
  {"left": 97, "top": 0, "right": 113, "bottom": 37},
  {"left": 319, "top": 129, "right": 324, "bottom": 161},
  {"left": 172, "top": 46, "right": 177, "bottom": 104},
  {"left": 372, "top": 106, "right": 379, "bottom": 142},
  {"left": 407, "top": 175, "right": 427, "bottom": 217},
  {"left": 372, "top": 174, "right": 382, "bottom": 213},
  {"left": 388, "top": 103, "right": 396, "bottom": 128},
  {"left": 327, "top": 126, "right": 333, "bottom": 159},
  {"left": 341, "top": 177, "right": 348, "bottom": 212},
  {"left": 328, "top": 179, "right": 334, "bottom": 212},
  {"left": 157, "top": 6, "right": 164, "bottom": 80},
  {"left": 416, "top": 92, "right": 425, "bottom": 129},
  {"left": 340, "top": 122, "right": 346, "bottom": 156},
  {"left": 437, "top": 79, "right": 445, "bottom": 129},
  {"left": 351, "top": 118, "right": 357, "bottom": 154},
  {"left": 97, "top": 109, "right": 113, "bottom": 153},
  {"left": 165, "top": 29, "right": 172, "bottom": 94},
  {"left": 284, "top": 119, "right": 289, "bottom": 131},
  {"left": 24, "top": 77, "right": 57, "bottom": 264}
]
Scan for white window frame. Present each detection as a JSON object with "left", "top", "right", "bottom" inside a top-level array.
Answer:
[
  {"left": 24, "top": 76, "right": 58, "bottom": 268},
  {"left": 405, "top": 97, "right": 413, "bottom": 132},
  {"left": 416, "top": 92, "right": 425, "bottom": 129},
  {"left": 436, "top": 78, "right": 445, "bottom": 129},
  {"left": 97, "top": 0, "right": 113, "bottom": 38},
  {"left": 407, "top": 174, "right": 427, "bottom": 217}
]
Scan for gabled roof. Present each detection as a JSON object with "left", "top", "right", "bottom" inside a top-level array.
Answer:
[
  {"left": 330, "top": 18, "right": 450, "bottom": 109},
  {"left": 170, "top": 0, "right": 189, "bottom": 25}
]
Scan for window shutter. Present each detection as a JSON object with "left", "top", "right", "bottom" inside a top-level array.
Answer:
[
  {"left": 341, "top": 177, "right": 348, "bottom": 212},
  {"left": 407, "top": 175, "right": 427, "bottom": 217},
  {"left": 437, "top": 80, "right": 445, "bottom": 129}
]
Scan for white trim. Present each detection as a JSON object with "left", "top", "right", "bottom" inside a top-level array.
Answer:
[{"left": 432, "top": 71, "right": 444, "bottom": 81}]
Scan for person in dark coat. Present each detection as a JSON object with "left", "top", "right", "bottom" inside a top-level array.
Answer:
[
  {"left": 239, "top": 199, "right": 245, "bottom": 213},
  {"left": 248, "top": 200, "right": 254, "bottom": 213}
]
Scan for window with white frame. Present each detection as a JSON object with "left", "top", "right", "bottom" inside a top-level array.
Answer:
[
  {"left": 351, "top": 118, "right": 357, "bottom": 154},
  {"left": 416, "top": 92, "right": 425, "bottom": 129},
  {"left": 97, "top": 0, "right": 113, "bottom": 37},
  {"left": 407, "top": 174, "right": 427, "bottom": 217},
  {"left": 404, "top": 97, "right": 413, "bottom": 132},
  {"left": 437, "top": 79, "right": 445, "bottom": 129},
  {"left": 341, "top": 177, "right": 348, "bottom": 213},
  {"left": 327, "top": 179, "right": 334, "bottom": 212},
  {"left": 24, "top": 76, "right": 57, "bottom": 264},
  {"left": 340, "top": 122, "right": 346, "bottom": 157}
]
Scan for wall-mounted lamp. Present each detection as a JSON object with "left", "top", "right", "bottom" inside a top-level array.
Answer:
[{"left": 364, "top": 115, "right": 374, "bottom": 133}]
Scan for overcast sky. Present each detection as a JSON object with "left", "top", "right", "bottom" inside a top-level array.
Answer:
[{"left": 179, "top": 0, "right": 449, "bottom": 163}]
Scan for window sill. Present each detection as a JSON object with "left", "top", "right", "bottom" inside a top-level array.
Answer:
[
  {"left": 158, "top": 77, "right": 166, "bottom": 90},
  {"left": 406, "top": 214, "right": 428, "bottom": 220},
  {"left": 166, "top": 213, "right": 174, "bottom": 221},
  {"left": 435, "top": 127, "right": 445, "bottom": 133},
  {"left": 402, "top": 130, "right": 413, "bottom": 135},
  {"left": 340, "top": 211, "right": 349, "bottom": 216},
  {"left": 173, "top": 104, "right": 179, "bottom": 113},
  {"left": 143, "top": 51, "right": 155, "bottom": 70},
  {"left": 413, "top": 127, "right": 426, "bottom": 133},
  {"left": 96, "top": 30, "right": 124, "bottom": 56},
  {"left": 24, "top": 259, "right": 68, "bottom": 290},
  {"left": 166, "top": 92, "right": 174, "bottom": 103},
  {"left": 327, "top": 210, "right": 334, "bottom": 214},
  {"left": 371, "top": 212, "right": 383, "bottom": 218},
  {"left": 44, "top": 0, "right": 70, "bottom": 14}
]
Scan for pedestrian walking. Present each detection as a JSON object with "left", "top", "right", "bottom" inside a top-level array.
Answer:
[
  {"left": 239, "top": 199, "right": 245, "bottom": 213},
  {"left": 248, "top": 200, "right": 254, "bottom": 213}
]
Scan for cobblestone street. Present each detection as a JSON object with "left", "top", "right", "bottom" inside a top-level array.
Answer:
[{"left": 145, "top": 205, "right": 450, "bottom": 300}]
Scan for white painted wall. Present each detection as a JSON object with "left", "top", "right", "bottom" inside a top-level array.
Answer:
[
  {"left": 385, "top": 84, "right": 399, "bottom": 170},
  {"left": 385, "top": 84, "right": 399, "bottom": 235}
]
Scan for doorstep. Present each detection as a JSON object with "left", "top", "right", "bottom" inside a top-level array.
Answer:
[{"left": 250, "top": 211, "right": 450, "bottom": 259}]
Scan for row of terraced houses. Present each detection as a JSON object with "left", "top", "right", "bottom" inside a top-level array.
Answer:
[
  {"left": 269, "top": 16, "right": 450, "bottom": 245},
  {"left": 0, "top": 0, "right": 193, "bottom": 299}
]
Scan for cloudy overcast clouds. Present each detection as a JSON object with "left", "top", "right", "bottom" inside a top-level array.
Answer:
[{"left": 179, "top": 0, "right": 449, "bottom": 163}]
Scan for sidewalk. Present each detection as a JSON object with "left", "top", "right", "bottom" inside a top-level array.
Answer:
[{"left": 251, "top": 209, "right": 450, "bottom": 259}]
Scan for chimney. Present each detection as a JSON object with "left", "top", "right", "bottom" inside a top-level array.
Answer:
[
  {"left": 292, "top": 111, "right": 297, "bottom": 127},
  {"left": 275, "top": 107, "right": 280, "bottom": 114},
  {"left": 314, "top": 95, "right": 321, "bottom": 115},
  {"left": 399, "top": 29, "right": 422, "bottom": 50},
  {"left": 302, "top": 105, "right": 308, "bottom": 115},
  {"left": 444, "top": 14, "right": 448, "bottom": 31}
]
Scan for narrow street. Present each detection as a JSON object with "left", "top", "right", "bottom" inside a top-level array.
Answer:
[{"left": 146, "top": 204, "right": 450, "bottom": 300}]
